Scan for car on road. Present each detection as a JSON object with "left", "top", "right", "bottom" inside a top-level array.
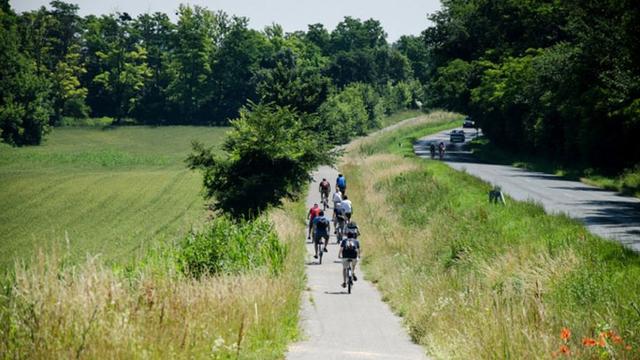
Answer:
[
  {"left": 450, "top": 130, "right": 466, "bottom": 143},
  {"left": 463, "top": 117, "right": 475, "bottom": 128}
]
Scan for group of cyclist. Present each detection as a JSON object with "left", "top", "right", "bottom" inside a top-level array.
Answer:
[
  {"left": 429, "top": 141, "right": 446, "bottom": 160},
  {"left": 308, "top": 173, "right": 361, "bottom": 289}
]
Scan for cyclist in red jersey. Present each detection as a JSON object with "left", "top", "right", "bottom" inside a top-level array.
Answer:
[{"left": 307, "top": 203, "right": 321, "bottom": 240}]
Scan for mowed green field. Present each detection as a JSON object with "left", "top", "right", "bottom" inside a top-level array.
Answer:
[{"left": 0, "top": 126, "right": 227, "bottom": 270}]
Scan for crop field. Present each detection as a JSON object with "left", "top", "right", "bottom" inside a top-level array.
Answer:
[{"left": 0, "top": 126, "right": 227, "bottom": 270}]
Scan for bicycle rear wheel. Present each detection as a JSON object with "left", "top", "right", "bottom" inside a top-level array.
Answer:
[
  {"left": 317, "top": 242, "right": 323, "bottom": 264},
  {"left": 347, "top": 271, "right": 352, "bottom": 294}
]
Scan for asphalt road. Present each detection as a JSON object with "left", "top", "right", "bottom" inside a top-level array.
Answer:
[
  {"left": 286, "top": 166, "right": 428, "bottom": 360},
  {"left": 414, "top": 128, "right": 640, "bottom": 251}
]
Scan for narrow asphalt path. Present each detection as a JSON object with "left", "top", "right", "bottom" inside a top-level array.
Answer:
[
  {"left": 286, "top": 166, "right": 428, "bottom": 360},
  {"left": 414, "top": 128, "right": 640, "bottom": 251}
]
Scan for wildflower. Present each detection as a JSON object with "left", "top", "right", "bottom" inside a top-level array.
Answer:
[
  {"left": 626, "top": 345, "right": 632, "bottom": 351},
  {"left": 582, "top": 337, "right": 597, "bottom": 347},
  {"left": 598, "top": 336, "right": 606, "bottom": 347},
  {"left": 559, "top": 344, "right": 570, "bottom": 355},
  {"left": 560, "top": 328, "right": 571, "bottom": 341},
  {"left": 611, "top": 334, "right": 623, "bottom": 344}
]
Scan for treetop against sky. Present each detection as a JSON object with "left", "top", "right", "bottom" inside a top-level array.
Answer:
[{"left": 11, "top": 0, "right": 442, "bottom": 42}]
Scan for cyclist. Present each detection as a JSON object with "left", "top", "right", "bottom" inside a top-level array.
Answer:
[
  {"left": 339, "top": 232, "right": 360, "bottom": 288},
  {"left": 319, "top": 178, "right": 331, "bottom": 206},
  {"left": 345, "top": 220, "right": 360, "bottom": 239},
  {"left": 336, "top": 174, "right": 347, "bottom": 195},
  {"left": 312, "top": 210, "right": 331, "bottom": 258},
  {"left": 341, "top": 195, "right": 353, "bottom": 222},
  {"left": 307, "top": 203, "right": 321, "bottom": 240},
  {"left": 333, "top": 200, "right": 344, "bottom": 236},
  {"left": 332, "top": 189, "right": 342, "bottom": 210},
  {"left": 429, "top": 143, "right": 436, "bottom": 159},
  {"left": 438, "top": 142, "right": 446, "bottom": 160}
]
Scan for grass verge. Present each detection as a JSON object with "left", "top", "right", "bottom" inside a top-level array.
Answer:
[
  {"left": 0, "top": 198, "right": 306, "bottom": 359},
  {"left": 341, "top": 112, "right": 640, "bottom": 359}
]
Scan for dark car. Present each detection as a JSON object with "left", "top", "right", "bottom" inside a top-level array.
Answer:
[
  {"left": 450, "top": 130, "right": 466, "bottom": 143},
  {"left": 463, "top": 117, "right": 475, "bottom": 128}
]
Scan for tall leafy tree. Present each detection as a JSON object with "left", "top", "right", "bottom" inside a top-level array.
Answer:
[
  {"left": 0, "top": 7, "right": 52, "bottom": 145},
  {"left": 92, "top": 13, "right": 151, "bottom": 123},
  {"left": 209, "top": 18, "right": 270, "bottom": 123},
  {"left": 132, "top": 12, "right": 175, "bottom": 122},
  {"left": 166, "top": 5, "right": 220, "bottom": 123}
]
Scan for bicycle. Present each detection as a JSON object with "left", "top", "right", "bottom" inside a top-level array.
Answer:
[
  {"left": 321, "top": 192, "right": 329, "bottom": 211},
  {"left": 345, "top": 259, "right": 355, "bottom": 294},
  {"left": 314, "top": 235, "right": 323, "bottom": 264},
  {"left": 335, "top": 214, "right": 346, "bottom": 242}
]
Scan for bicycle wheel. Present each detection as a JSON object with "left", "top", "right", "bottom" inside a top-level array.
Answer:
[
  {"left": 317, "top": 242, "right": 323, "bottom": 264},
  {"left": 347, "top": 268, "right": 352, "bottom": 294}
]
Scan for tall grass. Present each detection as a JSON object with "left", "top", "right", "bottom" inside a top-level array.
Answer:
[
  {"left": 0, "top": 199, "right": 306, "bottom": 359},
  {"left": 340, "top": 112, "right": 640, "bottom": 359}
]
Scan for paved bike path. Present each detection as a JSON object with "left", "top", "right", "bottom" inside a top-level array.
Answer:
[
  {"left": 286, "top": 165, "right": 428, "bottom": 360},
  {"left": 414, "top": 128, "right": 640, "bottom": 251}
]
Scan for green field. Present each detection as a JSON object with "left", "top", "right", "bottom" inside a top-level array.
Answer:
[{"left": 0, "top": 126, "right": 227, "bottom": 270}]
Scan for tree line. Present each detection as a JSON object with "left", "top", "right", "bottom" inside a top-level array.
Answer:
[
  {"left": 417, "top": 0, "right": 640, "bottom": 172},
  {"left": 0, "top": 0, "right": 421, "bottom": 146}
]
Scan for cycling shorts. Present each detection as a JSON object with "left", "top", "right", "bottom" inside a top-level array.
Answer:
[{"left": 342, "top": 258, "right": 357, "bottom": 269}]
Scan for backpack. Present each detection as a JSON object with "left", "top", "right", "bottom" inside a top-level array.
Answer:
[
  {"left": 316, "top": 217, "right": 329, "bottom": 232},
  {"left": 343, "top": 239, "right": 358, "bottom": 258},
  {"left": 337, "top": 177, "right": 346, "bottom": 188},
  {"left": 345, "top": 239, "right": 356, "bottom": 250}
]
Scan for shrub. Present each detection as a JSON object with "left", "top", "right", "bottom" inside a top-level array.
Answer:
[
  {"left": 187, "top": 102, "right": 335, "bottom": 218},
  {"left": 178, "top": 216, "right": 286, "bottom": 278}
]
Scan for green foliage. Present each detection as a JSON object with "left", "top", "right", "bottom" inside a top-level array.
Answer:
[
  {"left": 165, "top": 5, "right": 218, "bottom": 123},
  {"left": 0, "top": 8, "right": 52, "bottom": 146},
  {"left": 93, "top": 19, "right": 152, "bottom": 124},
  {"left": 187, "top": 103, "right": 334, "bottom": 218},
  {"left": 209, "top": 19, "right": 271, "bottom": 123},
  {"left": 317, "top": 81, "right": 422, "bottom": 144},
  {"left": 2, "top": 1, "right": 427, "bottom": 140},
  {"left": 318, "top": 85, "right": 370, "bottom": 143},
  {"left": 423, "top": 0, "right": 640, "bottom": 172},
  {"left": 425, "top": 59, "right": 474, "bottom": 112},
  {"left": 178, "top": 216, "right": 285, "bottom": 278},
  {"left": 254, "top": 47, "right": 331, "bottom": 114}
]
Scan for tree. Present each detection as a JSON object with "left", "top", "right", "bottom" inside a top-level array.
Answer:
[
  {"left": 166, "top": 5, "right": 220, "bottom": 123},
  {"left": 52, "top": 44, "right": 90, "bottom": 121},
  {"left": 209, "top": 18, "right": 271, "bottom": 123},
  {"left": 187, "top": 103, "right": 335, "bottom": 218},
  {"left": 254, "top": 42, "right": 332, "bottom": 113},
  {"left": 0, "top": 7, "right": 52, "bottom": 145},
  {"left": 131, "top": 12, "right": 175, "bottom": 123}
]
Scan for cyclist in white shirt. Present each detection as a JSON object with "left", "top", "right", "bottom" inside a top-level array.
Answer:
[
  {"left": 341, "top": 195, "right": 353, "bottom": 221},
  {"left": 332, "top": 190, "right": 342, "bottom": 209}
]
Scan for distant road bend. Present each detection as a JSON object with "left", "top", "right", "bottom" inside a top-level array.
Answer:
[{"left": 414, "top": 128, "right": 640, "bottom": 252}]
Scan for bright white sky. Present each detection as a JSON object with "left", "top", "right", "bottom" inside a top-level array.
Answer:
[{"left": 11, "top": 0, "right": 442, "bottom": 42}]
